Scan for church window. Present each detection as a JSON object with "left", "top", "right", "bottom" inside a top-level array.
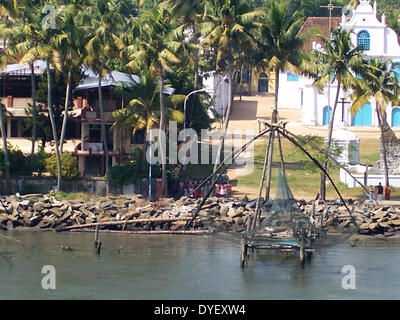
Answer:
[
  {"left": 357, "top": 30, "right": 370, "bottom": 51},
  {"left": 287, "top": 72, "right": 299, "bottom": 82}
]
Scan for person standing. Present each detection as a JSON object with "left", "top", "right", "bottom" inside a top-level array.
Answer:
[
  {"left": 377, "top": 182, "right": 384, "bottom": 201},
  {"left": 369, "top": 186, "right": 374, "bottom": 203}
]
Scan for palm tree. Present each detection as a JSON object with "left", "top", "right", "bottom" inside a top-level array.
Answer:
[
  {"left": 259, "top": 1, "right": 311, "bottom": 115},
  {"left": 350, "top": 57, "right": 400, "bottom": 190},
  {"left": 1, "top": 5, "right": 44, "bottom": 162},
  {"left": 85, "top": 0, "right": 125, "bottom": 194},
  {"left": 110, "top": 70, "right": 185, "bottom": 155},
  {"left": 256, "top": 1, "right": 313, "bottom": 200},
  {"left": 198, "top": 0, "right": 263, "bottom": 173},
  {"left": 0, "top": 0, "right": 18, "bottom": 16},
  {"left": 18, "top": 4, "right": 63, "bottom": 192},
  {"left": 0, "top": 102, "right": 11, "bottom": 194},
  {"left": 125, "top": 6, "right": 188, "bottom": 196},
  {"left": 56, "top": 2, "right": 87, "bottom": 153},
  {"left": 162, "top": 0, "right": 207, "bottom": 90},
  {"left": 303, "top": 28, "right": 366, "bottom": 200}
]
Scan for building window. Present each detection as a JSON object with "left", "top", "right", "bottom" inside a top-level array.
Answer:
[
  {"left": 392, "top": 108, "right": 400, "bottom": 127},
  {"left": 300, "top": 89, "right": 304, "bottom": 106},
  {"left": 393, "top": 62, "right": 400, "bottom": 82},
  {"left": 357, "top": 30, "right": 370, "bottom": 51},
  {"left": 323, "top": 106, "right": 332, "bottom": 125},
  {"left": 287, "top": 72, "right": 299, "bottom": 82},
  {"left": 236, "top": 67, "right": 251, "bottom": 84},
  {"left": 258, "top": 72, "right": 269, "bottom": 93}
]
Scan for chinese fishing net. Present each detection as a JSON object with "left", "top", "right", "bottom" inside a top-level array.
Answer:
[{"left": 250, "top": 169, "right": 319, "bottom": 247}]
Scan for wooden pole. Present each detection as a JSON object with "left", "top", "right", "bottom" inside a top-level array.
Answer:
[
  {"left": 59, "top": 217, "right": 197, "bottom": 232},
  {"left": 240, "top": 240, "right": 248, "bottom": 268},
  {"left": 94, "top": 223, "right": 99, "bottom": 248},
  {"left": 364, "top": 160, "right": 369, "bottom": 202},
  {"left": 265, "top": 118, "right": 277, "bottom": 202},
  {"left": 71, "top": 229, "right": 214, "bottom": 235},
  {"left": 277, "top": 132, "right": 287, "bottom": 182},
  {"left": 299, "top": 246, "right": 305, "bottom": 265},
  {"left": 248, "top": 132, "right": 273, "bottom": 233},
  {"left": 96, "top": 241, "right": 102, "bottom": 255}
]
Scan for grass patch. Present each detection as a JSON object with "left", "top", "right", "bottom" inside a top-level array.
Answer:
[
  {"left": 55, "top": 191, "right": 92, "bottom": 202},
  {"left": 235, "top": 136, "right": 399, "bottom": 200}
]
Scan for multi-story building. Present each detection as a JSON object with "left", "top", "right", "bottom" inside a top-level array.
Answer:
[{"left": 278, "top": 0, "right": 400, "bottom": 127}]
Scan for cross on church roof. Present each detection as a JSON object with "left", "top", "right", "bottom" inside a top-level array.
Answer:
[
  {"left": 320, "top": 0, "right": 343, "bottom": 36},
  {"left": 320, "top": 0, "right": 342, "bottom": 12}
]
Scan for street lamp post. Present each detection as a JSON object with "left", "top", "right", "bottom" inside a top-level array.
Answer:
[
  {"left": 182, "top": 88, "right": 206, "bottom": 171},
  {"left": 183, "top": 88, "right": 207, "bottom": 135}
]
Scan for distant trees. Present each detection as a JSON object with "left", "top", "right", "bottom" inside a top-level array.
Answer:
[
  {"left": 0, "top": 0, "right": 399, "bottom": 198},
  {"left": 199, "top": 0, "right": 263, "bottom": 173}
]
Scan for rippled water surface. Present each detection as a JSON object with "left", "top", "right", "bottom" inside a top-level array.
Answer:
[{"left": 1, "top": 230, "right": 400, "bottom": 300}]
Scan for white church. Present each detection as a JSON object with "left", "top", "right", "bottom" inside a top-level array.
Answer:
[{"left": 277, "top": 0, "right": 400, "bottom": 128}]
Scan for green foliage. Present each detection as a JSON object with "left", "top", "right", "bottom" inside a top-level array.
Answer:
[
  {"left": 168, "top": 64, "right": 212, "bottom": 133},
  {"left": 45, "top": 152, "right": 79, "bottom": 180},
  {"left": 293, "top": 135, "right": 343, "bottom": 173},
  {"left": 55, "top": 191, "right": 91, "bottom": 202},
  {"left": 108, "top": 163, "right": 140, "bottom": 186},
  {"left": 24, "top": 103, "right": 61, "bottom": 147},
  {"left": 108, "top": 149, "right": 147, "bottom": 186},
  {"left": 31, "top": 149, "right": 48, "bottom": 175},
  {"left": 0, "top": 144, "right": 30, "bottom": 175}
]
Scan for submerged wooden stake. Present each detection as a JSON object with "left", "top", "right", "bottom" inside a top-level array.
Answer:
[
  {"left": 94, "top": 223, "right": 99, "bottom": 248},
  {"left": 299, "top": 246, "right": 305, "bottom": 265},
  {"left": 240, "top": 242, "right": 248, "bottom": 268},
  {"left": 96, "top": 241, "right": 102, "bottom": 255}
]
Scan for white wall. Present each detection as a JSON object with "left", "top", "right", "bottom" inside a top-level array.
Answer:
[
  {"left": 279, "top": 0, "right": 400, "bottom": 127},
  {"left": 202, "top": 72, "right": 229, "bottom": 117}
]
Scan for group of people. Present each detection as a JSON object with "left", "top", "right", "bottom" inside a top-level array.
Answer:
[
  {"left": 171, "top": 174, "right": 233, "bottom": 200},
  {"left": 369, "top": 182, "right": 386, "bottom": 202}
]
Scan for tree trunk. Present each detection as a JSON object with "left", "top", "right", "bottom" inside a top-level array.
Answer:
[
  {"left": 189, "top": 24, "right": 199, "bottom": 125},
  {"left": 376, "top": 107, "right": 390, "bottom": 187},
  {"left": 159, "top": 73, "right": 167, "bottom": 196},
  {"left": 30, "top": 62, "right": 37, "bottom": 159},
  {"left": 263, "top": 67, "right": 280, "bottom": 200},
  {"left": 98, "top": 62, "right": 110, "bottom": 195},
  {"left": 60, "top": 69, "right": 72, "bottom": 154},
  {"left": 320, "top": 80, "right": 341, "bottom": 200},
  {"left": 264, "top": 124, "right": 276, "bottom": 202},
  {"left": 46, "top": 60, "right": 62, "bottom": 192},
  {"left": 274, "top": 67, "right": 280, "bottom": 112},
  {"left": 213, "top": 60, "right": 234, "bottom": 173},
  {"left": 0, "top": 101, "right": 11, "bottom": 194}
]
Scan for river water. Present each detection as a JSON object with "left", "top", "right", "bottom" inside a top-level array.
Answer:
[{"left": 1, "top": 230, "right": 400, "bottom": 300}]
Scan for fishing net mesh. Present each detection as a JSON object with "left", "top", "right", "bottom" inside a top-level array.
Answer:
[{"left": 256, "top": 169, "right": 316, "bottom": 243}]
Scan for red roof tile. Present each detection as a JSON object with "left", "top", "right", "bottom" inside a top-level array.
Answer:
[{"left": 299, "top": 16, "right": 342, "bottom": 51}]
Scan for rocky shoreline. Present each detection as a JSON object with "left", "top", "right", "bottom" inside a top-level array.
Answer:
[{"left": 0, "top": 193, "right": 400, "bottom": 239}]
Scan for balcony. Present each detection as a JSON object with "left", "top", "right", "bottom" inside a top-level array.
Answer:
[
  {"left": 81, "top": 109, "right": 113, "bottom": 123},
  {"left": 74, "top": 142, "right": 120, "bottom": 157}
]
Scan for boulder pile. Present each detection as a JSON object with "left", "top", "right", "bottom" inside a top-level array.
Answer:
[{"left": 0, "top": 193, "right": 399, "bottom": 236}]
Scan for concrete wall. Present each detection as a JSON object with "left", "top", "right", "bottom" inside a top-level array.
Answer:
[
  {"left": 0, "top": 177, "right": 108, "bottom": 196},
  {"left": 340, "top": 168, "right": 400, "bottom": 188},
  {"left": 0, "top": 176, "right": 156, "bottom": 198}
]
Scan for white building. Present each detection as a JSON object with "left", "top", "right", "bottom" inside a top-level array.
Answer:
[
  {"left": 278, "top": 0, "right": 400, "bottom": 128},
  {"left": 202, "top": 71, "right": 230, "bottom": 117}
]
